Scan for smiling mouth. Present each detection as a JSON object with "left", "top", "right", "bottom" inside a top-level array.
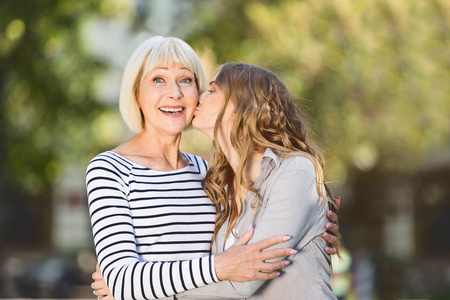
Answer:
[{"left": 159, "top": 107, "right": 184, "bottom": 114}]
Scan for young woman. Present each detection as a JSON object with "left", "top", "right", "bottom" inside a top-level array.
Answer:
[
  {"left": 88, "top": 37, "right": 340, "bottom": 299},
  {"left": 177, "top": 62, "right": 340, "bottom": 299}
]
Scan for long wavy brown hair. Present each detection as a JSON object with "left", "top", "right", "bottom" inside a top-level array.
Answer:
[{"left": 203, "top": 62, "right": 341, "bottom": 253}]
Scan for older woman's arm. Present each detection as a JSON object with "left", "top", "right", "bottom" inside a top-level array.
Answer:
[{"left": 89, "top": 156, "right": 294, "bottom": 300}]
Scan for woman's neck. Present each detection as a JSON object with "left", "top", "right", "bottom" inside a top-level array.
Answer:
[
  {"left": 116, "top": 128, "right": 186, "bottom": 170},
  {"left": 220, "top": 139, "right": 265, "bottom": 184}
]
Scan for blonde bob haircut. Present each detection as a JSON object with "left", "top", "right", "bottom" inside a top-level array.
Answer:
[{"left": 119, "top": 36, "right": 207, "bottom": 133}]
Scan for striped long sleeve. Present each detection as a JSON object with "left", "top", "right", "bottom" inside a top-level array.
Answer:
[{"left": 86, "top": 151, "right": 220, "bottom": 299}]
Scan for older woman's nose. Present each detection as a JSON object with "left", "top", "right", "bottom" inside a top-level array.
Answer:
[{"left": 167, "top": 82, "right": 183, "bottom": 99}]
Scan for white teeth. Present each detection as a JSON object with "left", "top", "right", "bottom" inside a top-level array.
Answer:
[{"left": 160, "top": 107, "right": 183, "bottom": 113}]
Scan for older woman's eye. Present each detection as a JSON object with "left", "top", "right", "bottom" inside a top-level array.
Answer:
[
  {"left": 153, "top": 78, "right": 164, "bottom": 83},
  {"left": 180, "top": 78, "right": 193, "bottom": 84}
]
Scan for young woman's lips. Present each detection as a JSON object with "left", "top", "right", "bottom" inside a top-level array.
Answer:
[{"left": 193, "top": 106, "right": 201, "bottom": 116}]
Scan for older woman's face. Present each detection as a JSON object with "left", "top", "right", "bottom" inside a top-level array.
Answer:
[
  {"left": 192, "top": 74, "right": 234, "bottom": 140},
  {"left": 138, "top": 64, "right": 198, "bottom": 136}
]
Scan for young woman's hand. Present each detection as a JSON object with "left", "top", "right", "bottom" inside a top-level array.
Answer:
[
  {"left": 91, "top": 263, "right": 114, "bottom": 300},
  {"left": 214, "top": 226, "right": 296, "bottom": 281},
  {"left": 323, "top": 197, "right": 342, "bottom": 255}
]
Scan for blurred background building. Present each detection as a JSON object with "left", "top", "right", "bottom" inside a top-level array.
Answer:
[{"left": 0, "top": 0, "right": 449, "bottom": 298}]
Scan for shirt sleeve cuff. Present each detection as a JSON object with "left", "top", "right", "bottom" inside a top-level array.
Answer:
[{"left": 209, "top": 255, "right": 221, "bottom": 283}]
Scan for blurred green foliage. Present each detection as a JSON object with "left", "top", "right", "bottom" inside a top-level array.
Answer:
[
  {"left": 185, "top": 0, "right": 450, "bottom": 180},
  {"left": 0, "top": 1, "right": 128, "bottom": 194},
  {"left": 2, "top": 0, "right": 448, "bottom": 192},
  {"left": 0, "top": 0, "right": 448, "bottom": 297}
]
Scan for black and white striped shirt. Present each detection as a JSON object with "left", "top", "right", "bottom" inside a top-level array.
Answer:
[{"left": 87, "top": 151, "right": 219, "bottom": 299}]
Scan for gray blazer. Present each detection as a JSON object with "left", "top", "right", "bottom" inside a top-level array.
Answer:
[{"left": 177, "top": 149, "right": 336, "bottom": 300}]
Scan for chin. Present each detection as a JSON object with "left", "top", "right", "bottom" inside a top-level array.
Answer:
[
  {"left": 194, "top": 127, "right": 212, "bottom": 138},
  {"left": 163, "top": 125, "right": 189, "bottom": 136}
]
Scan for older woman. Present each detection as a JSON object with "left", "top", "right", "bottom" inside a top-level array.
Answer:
[{"left": 88, "top": 37, "right": 341, "bottom": 299}]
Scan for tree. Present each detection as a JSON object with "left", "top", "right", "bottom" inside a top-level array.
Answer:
[
  {"left": 182, "top": 1, "right": 450, "bottom": 297},
  {"left": 185, "top": 0, "right": 450, "bottom": 180},
  {"left": 0, "top": 0, "right": 125, "bottom": 246}
]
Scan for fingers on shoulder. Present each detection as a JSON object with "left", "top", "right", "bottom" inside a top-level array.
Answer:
[
  {"left": 326, "top": 210, "right": 339, "bottom": 223},
  {"left": 254, "top": 235, "right": 290, "bottom": 250},
  {"left": 255, "top": 271, "right": 281, "bottom": 281},
  {"left": 92, "top": 271, "right": 103, "bottom": 280},
  {"left": 234, "top": 226, "right": 254, "bottom": 246},
  {"left": 325, "top": 246, "right": 337, "bottom": 255}
]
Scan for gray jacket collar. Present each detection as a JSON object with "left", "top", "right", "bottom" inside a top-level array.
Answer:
[{"left": 261, "top": 148, "right": 281, "bottom": 167}]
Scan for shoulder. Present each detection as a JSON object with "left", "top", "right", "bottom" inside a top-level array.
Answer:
[
  {"left": 184, "top": 153, "right": 209, "bottom": 170},
  {"left": 279, "top": 153, "right": 316, "bottom": 178},
  {"left": 86, "top": 151, "right": 133, "bottom": 176},
  {"left": 263, "top": 153, "right": 318, "bottom": 195}
]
